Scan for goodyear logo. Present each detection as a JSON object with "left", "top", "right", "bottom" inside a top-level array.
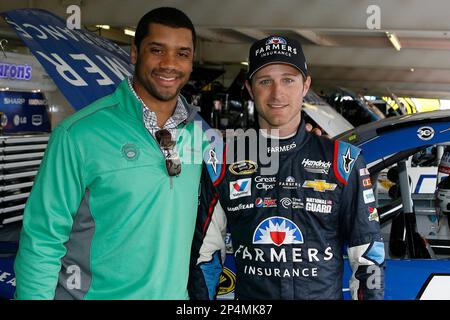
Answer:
[{"left": 302, "top": 180, "right": 337, "bottom": 192}]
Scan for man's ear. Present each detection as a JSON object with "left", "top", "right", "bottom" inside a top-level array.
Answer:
[
  {"left": 302, "top": 76, "right": 312, "bottom": 97},
  {"left": 130, "top": 44, "right": 138, "bottom": 65},
  {"left": 245, "top": 80, "right": 254, "bottom": 100}
]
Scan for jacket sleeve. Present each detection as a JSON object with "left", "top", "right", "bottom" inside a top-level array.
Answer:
[
  {"left": 339, "top": 151, "right": 385, "bottom": 300},
  {"left": 14, "top": 126, "right": 85, "bottom": 299},
  {"left": 188, "top": 163, "right": 227, "bottom": 300}
]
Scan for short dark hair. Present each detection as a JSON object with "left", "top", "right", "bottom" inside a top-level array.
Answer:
[{"left": 134, "top": 7, "right": 196, "bottom": 52}]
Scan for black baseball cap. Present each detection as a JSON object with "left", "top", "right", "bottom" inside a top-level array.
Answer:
[{"left": 247, "top": 35, "right": 308, "bottom": 80}]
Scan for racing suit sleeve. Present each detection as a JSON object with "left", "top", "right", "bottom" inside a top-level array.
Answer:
[
  {"left": 339, "top": 152, "right": 385, "bottom": 300},
  {"left": 188, "top": 164, "right": 227, "bottom": 300},
  {"left": 14, "top": 126, "right": 85, "bottom": 299}
]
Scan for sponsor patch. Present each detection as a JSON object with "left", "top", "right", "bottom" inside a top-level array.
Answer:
[
  {"left": 255, "top": 197, "right": 277, "bottom": 208},
  {"left": 227, "top": 203, "right": 254, "bottom": 212},
  {"left": 302, "top": 158, "right": 331, "bottom": 174},
  {"left": 225, "top": 233, "right": 233, "bottom": 254},
  {"left": 305, "top": 197, "right": 333, "bottom": 214},
  {"left": 217, "top": 267, "right": 236, "bottom": 296},
  {"left": 334, "top": 141, "right": 360, "bottom": 184},
  {"left": 342, "top": 147, "right": 355, "bottom": 174},
  {"left": 207, "top": 149, "right": 218, "bottom": 174},
  {"left": 255, "top": 175, "right": 277, "bottom": 190},
  {"left": 363, "top": 189, "right": 375, "bottom": 204},
  {"left": 229, "top": 160, "right": 258, "bottom": 175},
  {"left": 368, "top": 207, "right": 380, "bottom": 222},
  {"left": 439, "top": 165, "right": 450, "bottom": 174},
  {"left": 362, "top": 177, "right": 372, "bottom": 188},
  {"left": 359, "top": 168, "right": 370, "bottom": 177},
  {"left": 230, "top": 178, "right": 251, "bottom": 199},
  {"left": 268, "top": 141, "right": 296, "bottom": 154},
  {"left": 279, "top": 176, "right": 300, "bottom": 189},
  {"left": 302, "top": 180, "right": 337, "bottom": 192},
  {"left": 280, "top": 197, "right": 304, "bottom": 209},
  {"left": 253, "top": 216, "right": 304, "bottom": 246}
]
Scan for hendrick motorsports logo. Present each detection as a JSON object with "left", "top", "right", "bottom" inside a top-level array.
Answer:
[
  {"left": 253, "top": 216, "right": 303, "bottom": 246},
  {"left": 302, "top": 158, "right": 331, "bottom": 174}
]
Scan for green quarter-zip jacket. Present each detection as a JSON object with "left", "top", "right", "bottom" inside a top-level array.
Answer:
[{"left": 14, "top": 79, "right": 212, "bottom": 299}]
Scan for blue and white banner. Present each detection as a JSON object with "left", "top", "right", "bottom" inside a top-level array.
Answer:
[
  {"left": 0, "top": 90, "right": 51, "bottom": 133},
  {"left": 1, "top": 9, "right": 133, "bottom": 110}
]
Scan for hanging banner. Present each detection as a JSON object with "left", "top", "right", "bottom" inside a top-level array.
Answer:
[{"left": 1, "top": 9, "right": 133, "bottom": 111}]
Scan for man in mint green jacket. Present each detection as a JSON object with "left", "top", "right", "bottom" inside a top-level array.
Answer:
[{"left": 14, "top": 7, "right": 220, "bottom": 299}]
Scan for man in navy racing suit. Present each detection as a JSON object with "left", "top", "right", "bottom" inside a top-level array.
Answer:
[{"left": 188, "top": 35, "right": 385, "bottom": 300}]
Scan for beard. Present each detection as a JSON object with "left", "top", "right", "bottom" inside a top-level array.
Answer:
[{"left": 134, "top": 59, "right": 187, "bottom": 102}]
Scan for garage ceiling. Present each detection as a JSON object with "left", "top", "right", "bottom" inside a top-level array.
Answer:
[{"left": 2, "top": 0, "right": 450, "bottom": 98}]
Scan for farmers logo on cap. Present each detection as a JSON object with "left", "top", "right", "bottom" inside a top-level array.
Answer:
[{"left": 266, "top": 36, "right": 287, "bottom": 45}]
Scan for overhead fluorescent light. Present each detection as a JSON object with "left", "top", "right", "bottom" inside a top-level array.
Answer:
[
  {"left": 124, "top": 28, "right": 136, "bottom": 37},
  {"left": 96, "top": 25, "right": 110, "bottom": 30},
  {"left": 240, "top": 61, "right": 249, "bottom": 66},
  {"left": 386, "top": 32, "right": 401, "bottom": 51}
]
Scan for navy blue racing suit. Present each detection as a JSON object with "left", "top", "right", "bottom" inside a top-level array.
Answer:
[{"left": 189, "top": 121, "right": 385, "bottom": 300}]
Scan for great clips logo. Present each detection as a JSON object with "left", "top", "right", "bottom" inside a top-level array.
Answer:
[{"left": 253, "top": 216, "right": 303, "bottom": 246}]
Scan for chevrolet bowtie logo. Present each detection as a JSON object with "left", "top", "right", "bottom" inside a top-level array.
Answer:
[{"left": 302, "top": 180, "right": 337, "bottom": 192}]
